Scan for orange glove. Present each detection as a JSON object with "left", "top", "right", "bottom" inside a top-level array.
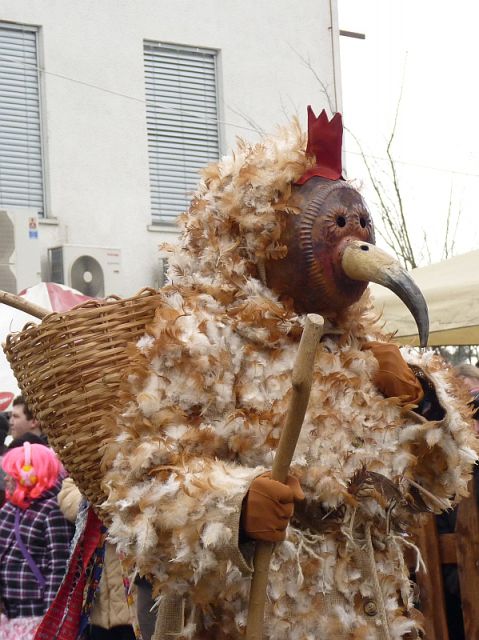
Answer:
[
  {"left": 241, "top": 472, "right": 305, "bottom": 543},
  {"left": 363, "top": 341, "right": 424, "bottom": 407}
]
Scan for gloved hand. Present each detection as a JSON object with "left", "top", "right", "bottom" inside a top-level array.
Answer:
[
  {"left": 363, "top": 341, "right": 424, "bottom": 407},
  {"left": 241, "top": 471, "right": 304, "bottom": 543}
]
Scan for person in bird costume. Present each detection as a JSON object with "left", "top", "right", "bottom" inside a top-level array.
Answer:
[{"left": 102, "top": 108, "right": 478, "bottom": 640}]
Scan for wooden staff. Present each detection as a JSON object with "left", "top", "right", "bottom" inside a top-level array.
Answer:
[{"left": 245, "top": 313, "right": 324, "bottom": 640}]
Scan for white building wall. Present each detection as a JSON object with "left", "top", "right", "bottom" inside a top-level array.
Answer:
[{"left": 1, "top": 0, "right": 341, "bottom": 296}]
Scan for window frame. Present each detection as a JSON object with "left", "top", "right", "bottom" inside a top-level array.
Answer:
[
  {"left": 0, "top": 21, "right": 47, "bottom": 217},
  {"left": 143, "top": 41, "right": 222, "bottom": 226}
]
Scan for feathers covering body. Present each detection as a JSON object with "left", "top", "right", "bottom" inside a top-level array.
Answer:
[{"left": 103, "top": 121, "right": 478, "bottom": 639}]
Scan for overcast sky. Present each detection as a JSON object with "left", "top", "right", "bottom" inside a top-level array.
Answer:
[{"left": 338, "top": 1, "right": 479, "bottom": 265}]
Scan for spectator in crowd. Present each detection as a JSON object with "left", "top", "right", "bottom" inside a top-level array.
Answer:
[
  {"left": 0, "top": 442, "right": 74, "bottom": 639},
  {"left": 0, "top": 413, "right": 8, "bottom": 453},
  {"left": 455, "top": 362, "right": 479, "bottom": 391},
  {"left": 8, "top": 432, "right": 48, "bottom": 450},
  {"left": 434, "top": 362, "right": 479, "bottom": 640},
  {"left": 9, "top": 395, "right": 46, "bottom": 443},
  {"left": 454, "top": 362, "right": 479, "bottom": 432},
  {"left": 57, "top": 477, "right": 137, "bottom": 640},
  {"left": 0, "top": 412, "right": 10, "bottom": 504}
]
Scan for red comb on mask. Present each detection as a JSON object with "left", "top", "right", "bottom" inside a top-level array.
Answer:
[{"left": 296, "top": 106, "right": 344, "bottom": 184}]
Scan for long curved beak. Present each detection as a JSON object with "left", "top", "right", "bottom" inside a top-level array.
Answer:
[{"left": 341, "top": 240, "right": 429, "bottom": 347}]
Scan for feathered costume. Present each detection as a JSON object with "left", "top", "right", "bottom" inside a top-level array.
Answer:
[{"left": 102, "top": 114, "right": 478, "bottom": 640}]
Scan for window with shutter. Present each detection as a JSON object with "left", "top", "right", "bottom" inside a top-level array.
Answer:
[
  {"left": 0, "top": 23, "right": 45, "bottom": 216},
  {"left": 144, "top": 42, "right": 220, "bottom": 225}
]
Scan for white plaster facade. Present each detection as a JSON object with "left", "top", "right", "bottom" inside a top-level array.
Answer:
[{"left": 0, "top": 0, "right": 342, "bottom": 296}]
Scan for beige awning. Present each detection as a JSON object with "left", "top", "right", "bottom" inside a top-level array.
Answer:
[{"left": 369, "top": 250, "right": 479, "bottom": 346}]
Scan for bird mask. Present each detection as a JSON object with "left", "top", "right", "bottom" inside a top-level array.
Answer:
[{"left": 263, "top": 107, "right": 429, "bottom": 346}]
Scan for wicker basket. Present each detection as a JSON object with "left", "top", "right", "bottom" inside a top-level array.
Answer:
[{"left": 2, "top": 287, "right": 163, "bottom": 509}]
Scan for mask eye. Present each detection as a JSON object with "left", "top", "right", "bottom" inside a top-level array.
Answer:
[
  {"left": 336, "top": 215, "right": 346, "bottom": 228},
  {"left": 359, "top": 216, "right": 367, "bottom": 228}
]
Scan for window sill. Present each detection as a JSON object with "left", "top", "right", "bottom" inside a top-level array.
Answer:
[
  {"left": 39, "top": 217, "right": 59, "bottom": 226},
  {"left": 147, "top": 224, "right": 180, "bottom": 234}
]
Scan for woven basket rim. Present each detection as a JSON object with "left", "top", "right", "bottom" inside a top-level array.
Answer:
[{"left": 4, "top": 286, "right": 160, "bottom": 344}]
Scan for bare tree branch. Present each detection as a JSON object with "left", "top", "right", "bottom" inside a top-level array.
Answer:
[
  {"left": 422, "top": 230, "right": 432, "bottom": 264},
  {"left": 450, "top": 200, "right": 461, "bottom": 257},
  {"left": 385, "top": 80, "right": 416, "bottom": 268},
  {"left": 346, "top": 127, "right": 410, "bottom": 266},
  {"left": 441, "top": 177, "right": 463, "bottom": 261},
  {"left": 226, "top": 106, "right": 266, "bottom": 135},
  {"left": 288, "top": 44, "right": 335, "bottom": 114},
  {"left": 443, "top": 181, "right": 454, "bottom": 260},
  {"left": 290, "top": 47, "right": 464, "bottom": 275},
  {"left": 279, "top": 95, "right": 300, "bottom": 124}
]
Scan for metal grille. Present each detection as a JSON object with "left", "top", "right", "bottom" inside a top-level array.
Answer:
[
  {"left": 144, "top": 42, "right": 220, "bottom": 225},
  {"left": 0, "top": 23, "right": 45, "bottom": 215},
  {"left": 49, "top": 246, "right": 64, "bottom": 284}
]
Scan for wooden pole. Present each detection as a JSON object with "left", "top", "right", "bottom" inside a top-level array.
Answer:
[
  {"left": 456, "top": 478, "right": 479, "bottom": 640},
  {"left": 0, "top": 289, "right": 49, "bottom": 319},
  {"left": 414, "top": 515, "right": 450, "bottom": 640},
  {"left": 245, "top": 313, "right": 324, "bottom": 640}
]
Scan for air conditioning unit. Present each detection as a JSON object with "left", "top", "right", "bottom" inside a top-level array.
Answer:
[
  {"left": 0, "top": 208, "right": 42, "bottom": 293},
  {"left": 48, "top": 245, "right": 121, "bottom": 298}
]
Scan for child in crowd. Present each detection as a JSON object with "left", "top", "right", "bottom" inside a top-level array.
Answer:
[
  {"left": 0, "top": 412, "right": 10, "bottom": 505},
  {"left": 0, "top": 442, "right": 74, "bottom": 639}
]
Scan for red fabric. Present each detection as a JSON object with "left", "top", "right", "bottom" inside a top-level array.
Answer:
[
  {"left": 17, "top": 283, "right": 91, "bottom": 313},
  {"left": 0, "top": 392, "right": 14, "bottom": 411},
  {"left": 296, "top": 107, "right": 344, "bottom": 184},
  {"left": 45, "top": 283, "right": 91, "bottom": 312},
  {"left": 34, "top": 507, "right": 102, "bottom": 640}
]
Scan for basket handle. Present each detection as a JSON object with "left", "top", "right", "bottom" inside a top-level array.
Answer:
[{"left": 0, "top": 290, "right": 49, "bottom": 319}]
